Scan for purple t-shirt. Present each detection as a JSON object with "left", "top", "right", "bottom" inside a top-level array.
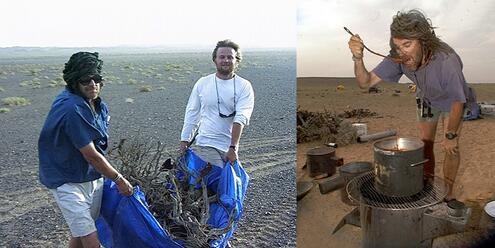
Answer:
[{"left": 372, "top": 51, "right": 470, "bottom": 112}]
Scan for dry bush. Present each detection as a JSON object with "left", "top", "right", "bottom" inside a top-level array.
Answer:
[
  {"left": 297, "top": 108, "right": 357, "bottom": 146},
  {"left": 2, "top": 97, "right": 31, "bottom": 106},
  {"left": 139, "top": 85, "right": 152, "bottom": 92},
  {"left": 0, "top": 107, "right": 10, "bottom": 113},
  {"left": 109, "top": 137, "right": 233, "bottom": 247},
  {"left": 337, "top": 108, "right": 378, "bottom": 119}
]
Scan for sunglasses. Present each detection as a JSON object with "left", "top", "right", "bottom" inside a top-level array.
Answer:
[
  {"left": 219, "top": 110, "right": 236, "bottom": 118},
  {"left": 215, "top": 76, "right": 236, "bottom": 118},
  {"left": 78, "top": 75, "right": 103, "bottom": 86}
]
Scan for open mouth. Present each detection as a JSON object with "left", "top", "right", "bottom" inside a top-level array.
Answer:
[{"left": 400, "top": 57, "right": 414, "bottom": 66}]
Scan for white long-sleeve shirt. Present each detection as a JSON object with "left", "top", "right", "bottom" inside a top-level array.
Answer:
[{"left": 180, "top": 73, "right": 255, "bottom": 152}]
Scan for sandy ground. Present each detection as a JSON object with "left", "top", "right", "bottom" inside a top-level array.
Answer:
[
  {"left": 0, "top": 51, "right": 296, "bottom": 247},
  {"left": 296, "top": 77, "right": 495, "bottom": 247}
]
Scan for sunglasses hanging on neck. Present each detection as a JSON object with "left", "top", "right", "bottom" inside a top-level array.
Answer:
[{"left": 215, "top": 75, "right": 236, "bottom": 118}]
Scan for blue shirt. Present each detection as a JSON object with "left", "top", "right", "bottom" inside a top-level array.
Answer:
[
  {"left": 373, "top": 50, "right": 471, "bottom": 112},
  {"left": 38, "top": 89, "right": 109, "bottom": 189}
]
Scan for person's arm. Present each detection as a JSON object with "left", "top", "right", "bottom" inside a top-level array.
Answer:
[
  {"left": 79, "top": 142, "right": 133, "bottom": 196},
  {"left": 446, "top": 101, "right": 464, "bottom": 133},
  {"left": 442, "top": 101, "right": 464, "bottom": 155},
  {"left": 226, "top": 80, "right": 254, "bottom": 162},
  {"left": 226, "top": 123, "right": 243, "bottom": 162},
  {"left": 354, "top": 59, "right": 382, "bottom": 88},
  {"left": 180, "top": 81, "right": 202, "bottom": 152},
  {"left": 440, "top": 52, "right": 469, "bottom": 155},
  {"left": 348, "top": 35, "right": 382, "bottom": 88}
]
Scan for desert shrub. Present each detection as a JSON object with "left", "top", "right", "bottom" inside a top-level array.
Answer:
[
  {"left": 48, "top": 80, "right": 66, "bottom": 87},
  {"left": 124, "top": 65, "right": 135, "bottom": 70},
  {"left": 139, "top": 85, "right": 152, "bottom": 92},
  {"left": 297, "top": 108, "right": 357, "bottom": 146},
  {"left": 29, "top": 69, "right": 41, "bottom": 76},
  {"left": 19, "top": 78, "right": 41, "bottom": 88},
  {"left": 2, "top": 97, "right": 31, "bottom": 106},
  {"left": 109, "top": 137, "right": 232, "bottom": 247},
  {"left": 19, "top": 80, "right": 30, "bottom": 87}
]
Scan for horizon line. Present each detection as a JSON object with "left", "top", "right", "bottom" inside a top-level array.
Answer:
[{"left": 0, "top": 45, "right": 295, "bottom": 50}]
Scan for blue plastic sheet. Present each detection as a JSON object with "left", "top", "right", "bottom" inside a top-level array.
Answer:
[{"left": 96, "top": 149, "right": 249, "bottom": 248}]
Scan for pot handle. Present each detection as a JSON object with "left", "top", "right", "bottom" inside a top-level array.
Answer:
[{"left": 410, "top": 159, "right": 429, "bottom": 167}]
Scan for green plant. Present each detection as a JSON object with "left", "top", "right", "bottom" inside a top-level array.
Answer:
[
  {"left": 0, "top": 107, "right": 10, "bottom": 113},
  {"left": 2, "top": 97, "right": 31, "bottom": 106}
]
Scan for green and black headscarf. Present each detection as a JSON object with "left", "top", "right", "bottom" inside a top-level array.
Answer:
[{"left": 63, "top": 52, "right": 104, "bottom": 95}]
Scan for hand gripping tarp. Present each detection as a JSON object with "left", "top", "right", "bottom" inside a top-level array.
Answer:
[{"left": 96, "top": 148, "right": 249, "bottom": 248}]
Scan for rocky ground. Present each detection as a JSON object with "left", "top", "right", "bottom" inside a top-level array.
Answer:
[{"left": 0, "top": 51, "right": 296, "bottom": 247}]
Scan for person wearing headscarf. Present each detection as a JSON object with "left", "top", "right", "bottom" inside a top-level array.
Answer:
[{"left": 38, "top": 52, "right": 133, "bottom": 247}]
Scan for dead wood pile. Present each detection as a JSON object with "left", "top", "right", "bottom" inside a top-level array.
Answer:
[
  {"left": 297, "top": 109, "right": 357, "bottom": 145},
  {"left": 108, "top": 137, "right": 232, "bottom": 247}
]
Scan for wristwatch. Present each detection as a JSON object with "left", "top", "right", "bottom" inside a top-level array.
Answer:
[
  {"left": 229, "top": 145, "right": 237, "bottom": 151},
  {"left": 445, "top": 132, "right": 458, "bottom": 140}
]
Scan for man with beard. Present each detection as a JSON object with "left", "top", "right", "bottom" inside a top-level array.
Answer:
[
  {"left": 347, "top": 10, "right": 474, "bottom": 201},
  {"left": 180, "top": 39, "right": 255, "bottom": 167}
]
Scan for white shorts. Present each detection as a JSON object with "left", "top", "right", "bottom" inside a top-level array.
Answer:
[
  {"left": 192, "top": 145, "right": 227, "bottom": 168},
  {"left": 50, "top": 178, "right": 104, "bottom": 237}
]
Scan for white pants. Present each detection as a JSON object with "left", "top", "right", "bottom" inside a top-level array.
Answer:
[{"left": 50, "top": 178, "right": 104, "bottom": 237}]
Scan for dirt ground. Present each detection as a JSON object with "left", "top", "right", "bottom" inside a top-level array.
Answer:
[{"left": 296, "top": 77, "right": 495, "bottom": 247}]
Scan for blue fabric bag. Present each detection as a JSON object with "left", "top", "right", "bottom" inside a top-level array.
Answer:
[
  {"left": 96, "top": 149, "right": 249, "bottom": 248},
  {"left": 464, "top": 87, "right": 481, "bottom": 121}
]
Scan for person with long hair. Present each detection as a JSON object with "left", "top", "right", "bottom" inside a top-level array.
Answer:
[{"left": 348, "top": 10, "right": 475, "bottom": 201}]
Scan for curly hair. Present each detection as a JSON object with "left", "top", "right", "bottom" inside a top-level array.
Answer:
[
  {"left": 63, "top": 52, "right": 104, "bottom": 95},
  {"left": 389, "top": 9, "right": 452, "bottom": 57},
  {"left": 211, "top": 39, "right": 242, "bottom": 63}
]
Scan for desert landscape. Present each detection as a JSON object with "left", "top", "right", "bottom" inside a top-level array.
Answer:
[
  {"left": 296, "top": 77, "right": 495, "bottom": 247},
  {"left": 0, "top": 50, "right": 296, "bottom": 247}
]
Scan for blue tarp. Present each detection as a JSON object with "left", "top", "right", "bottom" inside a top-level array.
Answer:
[{"left": 96, "top": 149, "right": 249, "bottom": 248}]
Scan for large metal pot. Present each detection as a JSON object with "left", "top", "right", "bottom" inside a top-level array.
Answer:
[{"left": 373, "top": 137, "right": 428, "bottom": 197}]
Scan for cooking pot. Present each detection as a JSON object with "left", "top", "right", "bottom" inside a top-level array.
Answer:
[
  {"left": 306, "top": 147, "right": 342, "bottom": 177},
  {"left": 373, "top": 137, "right": 428, "bottom": 197}
]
